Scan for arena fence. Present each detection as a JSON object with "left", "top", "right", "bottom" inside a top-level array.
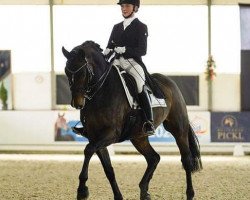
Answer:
[{"left": 0, "top": 143, "right": 249, "bottom": 156}]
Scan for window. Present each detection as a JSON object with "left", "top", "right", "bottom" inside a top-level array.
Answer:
[{"left": 211, "top": 5, "right": 241, "bottom": 74}]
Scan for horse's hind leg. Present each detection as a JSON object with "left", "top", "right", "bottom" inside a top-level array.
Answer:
[
  {"left": 176, "top": 136, "right": 195, "bottom": 200},
  {"left": 96, "top": 148, "right": 123, "bottom": 200},
  {"left": 164, "top": 121, "right": 198, "bottom": 200},
  {"left": 131, "top": 137, "right": 160, "bottom": 200}
]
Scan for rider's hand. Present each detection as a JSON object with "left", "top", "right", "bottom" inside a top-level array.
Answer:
[
  {"left": 114, "top": 46, "right": 126, "bottom": 54},
  {"left": 104, "top": 48, "right": 113, "bottom": 55}
]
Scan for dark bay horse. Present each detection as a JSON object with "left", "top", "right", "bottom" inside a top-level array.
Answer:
[{"left": 62, "top": 41, "right": 202, "bottom": 200}]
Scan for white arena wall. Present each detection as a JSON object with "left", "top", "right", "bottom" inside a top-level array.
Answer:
[
  {"left": 13, "top": 73, "right": 52, "bottom": 110},
  {"left": 11, "top": 72, "right": 240, "bottom": 111}
]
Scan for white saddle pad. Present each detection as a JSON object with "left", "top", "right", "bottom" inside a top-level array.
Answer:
[{"left": 114, "top": 65, "right": 167, "bottom": 109}]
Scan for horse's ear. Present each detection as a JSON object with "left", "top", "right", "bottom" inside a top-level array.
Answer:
[{"left": 62, "top": 46, "right": 71, "bottom": 59}]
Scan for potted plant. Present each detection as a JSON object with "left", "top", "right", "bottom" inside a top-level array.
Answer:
[
  {"left": 0, "top": 81, "right": 8, "bottom": 110},
  {"left": 205, "top": 55, "right": 216, "bottom": 81}
]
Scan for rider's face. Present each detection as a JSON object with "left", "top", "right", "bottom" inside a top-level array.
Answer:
[{"left": 121, "top": 4, "right": 134, "bottom": 18}]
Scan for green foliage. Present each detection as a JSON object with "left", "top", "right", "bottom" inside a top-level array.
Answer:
[
  {"left": 0, "top": 82, "right": 8, "bottom": 108},
  {"left": 205, "top": 55, "right": 216, "bottom": 81}
]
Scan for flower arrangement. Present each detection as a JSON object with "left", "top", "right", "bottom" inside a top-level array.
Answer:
[
  {"left": 0, "top": 81, "right": 8, "bottom": 110},
  {"left": 205, "top": 55, "right": 216, "bottom": 81}
]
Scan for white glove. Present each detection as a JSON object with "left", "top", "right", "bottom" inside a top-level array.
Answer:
[
  {"left": 104, "top": 48, "right": 113, "bottom": 55},
  {"left": 114, "top": 46, "right": 126, "bottom": 54}
]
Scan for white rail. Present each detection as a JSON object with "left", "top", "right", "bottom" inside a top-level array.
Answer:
[{"left": 0, "top": 142, "right": 249, "bottom": 155}]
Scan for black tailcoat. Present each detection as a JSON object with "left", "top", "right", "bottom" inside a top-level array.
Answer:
[
  {"left": 107, "top": 18, "right": 148, "bottom": 64},
  {"left": 107, "top": 18, "right": 164, "bottom": 98}
]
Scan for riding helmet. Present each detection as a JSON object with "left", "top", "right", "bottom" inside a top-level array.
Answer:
[{"left": 117, "top": 0, "right": 140, "bottom": 8}]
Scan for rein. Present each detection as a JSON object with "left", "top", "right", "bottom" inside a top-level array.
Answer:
[{"left": 84, "top": 62, "right": 113, "bottom": 100}]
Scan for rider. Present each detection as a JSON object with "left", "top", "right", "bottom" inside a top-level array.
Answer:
[
  {"left": 104, "top": 0, "right": 155, "bottom": 135},
  {"left": 73, "top": 0, "right": 155, "bottom": 136}
]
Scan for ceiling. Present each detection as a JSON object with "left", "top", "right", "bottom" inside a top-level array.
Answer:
[{"left": 0, "top": 0, "right": 250, "bottom": 5}]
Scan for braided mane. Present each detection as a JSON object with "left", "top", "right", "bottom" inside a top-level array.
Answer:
[{"left": 81, "top": 40, "right": 103, "bottom": 52}]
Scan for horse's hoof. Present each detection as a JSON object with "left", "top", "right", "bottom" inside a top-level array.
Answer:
[
  {"left": 140, "top": 192, "right": 151, "bottom": 200},
  {"left": 114, "top": 194, "right": 123, "bottom": 200},
  {"left": 186, "top": 190, "right": 194, "bottom": 200},
  {"left": 77, "top": 186, "right": 89, "bottom": 200},
  {"left": 114, "top": 197, "right": 123, "bottom": 200}
]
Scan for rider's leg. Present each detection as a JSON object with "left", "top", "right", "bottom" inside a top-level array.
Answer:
[
  {"left": 122, "top": 58, "right": 155, "bottom": 135},
  {"left": 138, "top": 87, "right": 155, "bottom": 135}
]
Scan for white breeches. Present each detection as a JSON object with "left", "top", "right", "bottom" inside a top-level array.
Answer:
[{"left": 113, "top": 56, "right": 145, "bottom": 93}]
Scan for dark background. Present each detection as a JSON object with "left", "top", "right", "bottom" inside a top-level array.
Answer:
[
  {"left": 0, "top": 50, "right": 11, "bottom": 81},
  {"left": 56, "top": 74, "right": 199, "bottom": 106}
]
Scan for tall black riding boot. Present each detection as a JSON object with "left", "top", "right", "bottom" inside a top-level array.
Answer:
[{"left": 138, "top": 89, "right": 155, "bottom": 136}]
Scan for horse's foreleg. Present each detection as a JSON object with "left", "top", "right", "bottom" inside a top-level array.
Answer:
[
  {"left": 131, "top": 137, "right": 160, "bottom": 200},
  {"left": 77, "top": 143, "right": 95, "bottom": 200},
  {"left": 96, "top": 148, "right": 123, "bottom": 200}
]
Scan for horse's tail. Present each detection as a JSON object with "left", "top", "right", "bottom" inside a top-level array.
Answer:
[
  {"left": 188, "top": 124, "right": 203, "bottom": 172},
  {"left": 153, "top": 73, "right": 202, "bottom": 172}
]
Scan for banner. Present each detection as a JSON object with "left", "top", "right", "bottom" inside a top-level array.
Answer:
[
  {"left": 54, "top": 112, "right": 88, "bottom": 142},
  {"left": 211, "top": 112, "right": 250, "bottom": 142},
  {"left": 55, "top": 111, "right": 210, "bottom": 144},
  {"left": 149, "top": 111, "right": 210, "bottom": 143}
]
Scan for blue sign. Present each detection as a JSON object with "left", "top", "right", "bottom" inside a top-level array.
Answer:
[
  {"left": 68, "top": 122, "right": 176, "bottom": 143},
  {"left": 66, "top": 121, "right": 88, "bottom": 142},
  {"left": 149, "top": 124, "right": 176, "bottom": 142},
  {"left": 211, "top": 112, "right": 250, "bottom": 142},
  {"left": 56, "top": 120, "right": 88, "bottom": 142},
  {"left": 63, "top": 122, "right": 176, "bottom": 143}
]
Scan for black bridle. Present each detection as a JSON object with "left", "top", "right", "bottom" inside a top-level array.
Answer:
[
  {"left": 65, "top": 62, "right": 90, "bottom": 94},
  {"left": 65, "top": 60, "right": 113, "bottom": 101}
]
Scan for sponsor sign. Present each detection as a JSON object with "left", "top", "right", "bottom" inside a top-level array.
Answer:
[
  {"left": 149, "top": 111, "right": 211, "bottom": 143},
  {"left": 60, "top": 120, "right": 88, "bottom": 142},
  {"left": 56, "top": 111, "right": 211, "bottom": 143},
  {"left": 211, "top": 112, "right": 250, "bottom": 142},
  {"left": 189, "top": 112, "right": 211, "bottom": 143},
  {"left": 54, "top": 112, "right": 88, "bottom": 142},
  {"left": 149, "top": 124, "right": 176, "bottom": 142}
]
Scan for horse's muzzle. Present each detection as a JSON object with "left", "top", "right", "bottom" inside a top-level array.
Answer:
[{"left": 71, "top": 97, "right": 85, "bottom": 109}]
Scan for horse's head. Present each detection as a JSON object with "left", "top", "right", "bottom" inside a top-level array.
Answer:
[{"left": 62, "top": 41, "right": 105, "bottom": 109}]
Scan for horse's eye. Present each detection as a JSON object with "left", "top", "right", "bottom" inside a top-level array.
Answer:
[
  {"left": 67, "top": 75, "right": 74, "bottom": 86},
  {"left": 65, "top": 68, "right": 70, "bottom": 76}
]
